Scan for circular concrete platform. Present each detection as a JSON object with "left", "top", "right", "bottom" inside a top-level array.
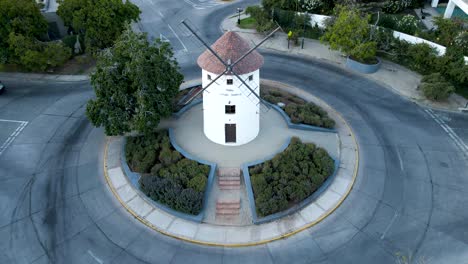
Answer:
[{"left": 103, "top": 80, "right": 359, "bottom": 246}]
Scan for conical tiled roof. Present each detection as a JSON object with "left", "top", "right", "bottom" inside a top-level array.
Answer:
[{"left": 197, "top": 31, "right": 264, "bottom": 75}]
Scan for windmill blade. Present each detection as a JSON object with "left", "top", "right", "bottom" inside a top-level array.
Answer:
[
  {"left": 181, "top": 20, "right": 228, "bottom": 68},
  {"left": 183, "top": 69, "right": 229, "bottom": 105},
  {"left": 231, "top": 27, "right": 281, "bottom": 68},
  {"left": 232, "top": 72, "right": 271, "bottom": 110}
]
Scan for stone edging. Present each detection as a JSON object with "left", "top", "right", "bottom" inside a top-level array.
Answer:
[{"left": 103, "top": 80, "right": 359, "bottom": 246}]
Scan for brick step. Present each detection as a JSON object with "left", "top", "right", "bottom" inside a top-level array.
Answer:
[
  {"left": 218, "top": 180, "right": 241, "bottom": 186},
  {"left": 216, "top": 203, "right": 240, "bottom": 210},
  {"left": 218, "top": 167, "right": 241, "bottom": 177},
  {"left": 216, "top": 209, "right": 240, "bottom": 215},
  {"left": 216, "top": 199, "right": 240, "bottom": 204},
  {"left": 219, "top": 185, "right": 240, "bottom": 190},
  {"left": 218, "top": 176, "right": 240, "bottom": 181}
]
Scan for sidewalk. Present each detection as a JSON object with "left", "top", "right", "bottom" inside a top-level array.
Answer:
[
  {"left": 103, "top": 80, "right": 359, "bottom": 246},
  {"left": 222, "top": 14, "right": 468, "bottom": 112}
]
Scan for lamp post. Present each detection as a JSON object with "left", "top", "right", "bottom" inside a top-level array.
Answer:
[{"left": 237, "top": 8, "right": 243, "bottom": 25}]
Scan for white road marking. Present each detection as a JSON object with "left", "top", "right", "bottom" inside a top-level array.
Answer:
[
  {"left": 0, "top": 120, "right": 28, "bottom": 156},
  {"left": 381, "top": 211, "right": 398, "bottom": 240},
  {"left": 87, "top": 250, "right": 104, "bottom": 264},
  {"left": 168, "top": 24, "right": 188, "bottom": 52},
  {"left": 396, "top": 148, "right": 404, "bottom": 172},
  {"left": 425, "top": 109, "right": 468, "bottom": 156},
  {"left": 158, "top": 11, "right": 164, "bottom": 18}
]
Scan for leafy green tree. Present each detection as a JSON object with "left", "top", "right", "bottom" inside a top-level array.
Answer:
[
  {"left": 57, "top": 0, "right": 140, "bottom": 52},
  {"left": 0, "top": 0, "right": 48, "bottom": 62},
  {"left": 8, "top": 33, "right": 71, "bottom": 71},
  {"left": 321, "top": 5, "right": 377, "bottom": 63},
  {"left": 86, "top": 26, "right": 184, "bottom": 137}
]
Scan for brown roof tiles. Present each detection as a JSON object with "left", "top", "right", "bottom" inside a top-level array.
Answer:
[{"left": 197, "top": 31, "right": 264, "bottom": 75}]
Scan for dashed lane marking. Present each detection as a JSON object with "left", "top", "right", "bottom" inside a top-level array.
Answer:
[
  {"left": 425, "top": 109, "right": 468, "bottom": 157},
  {"left": 168, "top": 24, "right": 188, "bottom": 52},
  {"left": 0, "top": 120, "right": 28, "bottom": 156}
]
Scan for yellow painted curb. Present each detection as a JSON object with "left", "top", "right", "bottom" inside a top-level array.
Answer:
[{"left": 102, "top": 86, "right": 360, "bottom": 247}]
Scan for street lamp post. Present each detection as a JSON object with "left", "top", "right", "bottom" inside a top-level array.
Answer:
[{"left": 237, "top": 8, "right": 243, "bottom": 25}]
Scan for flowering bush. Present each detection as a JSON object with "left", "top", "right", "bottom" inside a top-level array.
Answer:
[
  {"left": 383, "top": 0, "right": 412, "bottom": 14},
  {"left": 301, "top": 0, "right": 322, "bottom": 12},
  {"left": 395, "top": 15, "right": 419, "bottom": 35},
  {"left": 454, "top": 31, "right": 468, "bottom": 55}
]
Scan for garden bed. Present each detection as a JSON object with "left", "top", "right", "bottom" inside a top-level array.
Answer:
[
  {"left": 125, "top": 130, "right": 210, "bottom": 215},
  {"left": 261, "top": 85, "right": 335, "bottom": 129},
  {"left": 249, "top": 137, "right": 335, "bottom": 217}
]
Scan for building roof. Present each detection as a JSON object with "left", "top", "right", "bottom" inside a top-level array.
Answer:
[{"left": 197, "top": 31, "right": 264, "bottom": 75}]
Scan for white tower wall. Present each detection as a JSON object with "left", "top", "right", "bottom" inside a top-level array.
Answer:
[{"left": 202, "top": 69, "right": 261, "bottom": 146}]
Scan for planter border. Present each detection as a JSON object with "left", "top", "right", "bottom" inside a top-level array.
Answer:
[
  {"left": 242, "top": 138, "right": 340, "bottom": 225},
  {"left": 120, "top": 131, "right": 217, "bottom": 223},
  {"left": 345, "top": 56, "right": 381, "bottom": 74}
]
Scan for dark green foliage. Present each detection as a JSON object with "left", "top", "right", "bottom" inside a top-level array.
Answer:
[
  {"left": 250, "top": 137, "right": 334, "bottom": 217},
  {"left": 126, "top": 130, "right": 209, "bottom": 215},
  {"left": 57, "top": 0, "right": 140, "bottom": 52},
  {"left": 245, "top": 6, "right": 275, "bottom": 33},
  {"left": 139, "top": 176, "right": 204, "bottom": 215},
  {"left": 0, "top": 0, "right": 71, "bottom": 70},
  {"left": 262, "top": 88, "right": 335, "bottom": 128},
  {"left": 419, "top": 73, "right": 455, "bottom": 101},
  {"left": 86, "top": 27, "right": 184, "bottom": 136}
]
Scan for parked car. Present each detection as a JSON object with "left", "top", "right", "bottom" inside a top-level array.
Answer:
[{"left": 0, "top": 81, "right": 5, "bottom": 94}]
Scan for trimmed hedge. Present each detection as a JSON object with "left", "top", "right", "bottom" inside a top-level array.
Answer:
[
  {"left": 262, "top": 87, "right": 335, "bottom": 129},
  {"left": 126, "top": 130, "right": 209, "bottom": 215},
  {"left": 250, "top": 137, "right": 334, "bottom": 217}
]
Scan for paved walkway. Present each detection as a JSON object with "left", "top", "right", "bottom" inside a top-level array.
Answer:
[
  {"left": 103, "top": 80, "right": 359, "bottom": 246},
  {"left": 170, "top": 103, "right": 339, "bottom": 167},
  {"left": 222, "top": 14, "right": 468, "bottom": 112}
]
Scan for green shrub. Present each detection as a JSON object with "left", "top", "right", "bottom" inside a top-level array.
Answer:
[
  {"left": 419, "top": 73, "right": 455, "bottom": 101},
  {"left": 263, "top": 88, "right": 335, "bottom": 128},
  {"left": 250, "top": 137, "right": 334, "bottom": 217},
  {"left": 246, "top": 6, "right": 275, "bottom": 33},
  {"left": 407, "top": 43, "right": 438, "bottom": 74},
  {"left": 126, "top": 130, "right": 210, "bottom": 215}
]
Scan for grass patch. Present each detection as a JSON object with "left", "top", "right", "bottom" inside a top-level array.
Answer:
[
  {"left": 126, "top": 130, "right": 210, "bottom": 215},
  {"left": 239, "top": 17, "right": 257, "bottom": 29}
]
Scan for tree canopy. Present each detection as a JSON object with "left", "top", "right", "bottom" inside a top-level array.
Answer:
[
  {"left": 57, "top": 0, "right": 141, "bottom": 52},
  {"left": 86, "top": 26, "right": 184, "bottom": 136},
  {"left": 0, "top": 0, "right": 48, "bottom": 62},
  {"left": 321, "top": 5, "right": 377, "bottom": 63}
]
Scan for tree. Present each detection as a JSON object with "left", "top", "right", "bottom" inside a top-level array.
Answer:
[
  {"left": 8, "top": 33, "right": 72, "bottom": 71},
  {"left": 0, "top": 0, "right": 48, "bottom": 62},
  {"left": 321, "top": 5, "right": 377, "bottom": 63},
  {"left": 57, "top": 0, "right": 140, "bottom": 53},
  {"left": 86, "top": 26, "right": 184, "bottom": 137}
]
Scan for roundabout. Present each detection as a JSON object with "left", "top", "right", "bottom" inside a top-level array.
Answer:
[
  {"left": 103, "top": 80, "right": 358, "bottom": 246},
  {"left": 1, "top": 1, "right": 468, "bottom": 262}
]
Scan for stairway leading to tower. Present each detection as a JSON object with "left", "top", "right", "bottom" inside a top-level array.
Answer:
[
  {"left": 216, "top": 168, "right": 241, "bottom": 219},
  {"left": 203, "top": 167, "right": 252, "bottom": 225}
]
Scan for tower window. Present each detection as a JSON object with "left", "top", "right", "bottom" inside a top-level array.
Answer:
[
  {"left": 225, "top": 105, "right": 236, "bottom": 114},
  {"left": 207, "top": 74, "right": 212, "bottom": 80},
  {"left": 227, "top": 79, "right": 233, "bottom": 85},
  {"left": 249, "top": 75, "right": 253, "bottom": 81}
]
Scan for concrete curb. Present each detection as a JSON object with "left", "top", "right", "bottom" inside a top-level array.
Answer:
[
  {"left": 0, "top": 72, "right": 89, "bottom": 82},
  {"left": 102, "top": 80, "right": 360, "bottom": 247}
]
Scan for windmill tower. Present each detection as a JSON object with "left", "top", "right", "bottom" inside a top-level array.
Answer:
[{"left": 182, "top": 21, "right": 280, "bottom": 146}]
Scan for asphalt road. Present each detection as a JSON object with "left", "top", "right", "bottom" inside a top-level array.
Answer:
[{"left": 1, "top": 0, "right": 468, "bottom": 263}]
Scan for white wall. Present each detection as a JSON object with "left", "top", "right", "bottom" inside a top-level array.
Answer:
[{"left": 202, "top": 69, "right": 261, "bottom": 146}]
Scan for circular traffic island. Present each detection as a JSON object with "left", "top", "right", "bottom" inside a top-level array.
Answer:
[{"left": 103, "top": 80, "right": 359, "bottom": 246}]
